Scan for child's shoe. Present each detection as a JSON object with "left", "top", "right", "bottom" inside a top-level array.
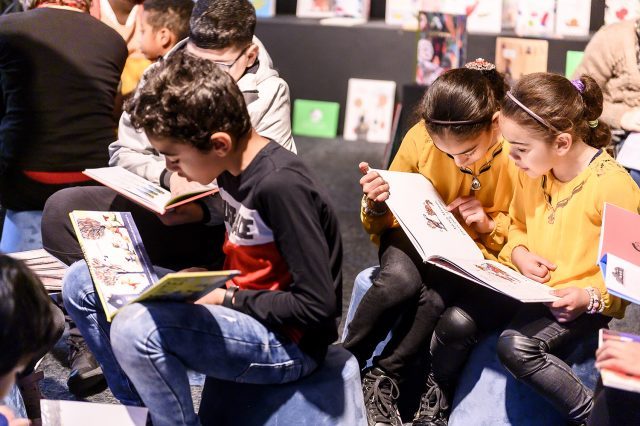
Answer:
[
  {"left": 361, "top": 367, "right": 403, "bottom": 426},
  {"left": 412, "top": 373, "right": 451, "bottom": 426}
]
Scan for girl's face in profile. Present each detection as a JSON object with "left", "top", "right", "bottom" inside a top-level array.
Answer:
[{"left": 500, "top": 115, "right": 556, "bottom": 178}]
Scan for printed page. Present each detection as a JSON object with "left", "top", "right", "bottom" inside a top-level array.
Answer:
[
  {"left": 70, "top": 211, "right": 157, "bottom": 321},
  {"left": 41, "top": 400, "right": 148, "bottom": 426},
  {"left": 374, "top": 169, "right": 483, "bottom": 262},
  {"left": 7, "top": 249, "right": 67, "bottom": 291},
  {"left": 599, "top": 329, "right": 640, "bottom": 393}
]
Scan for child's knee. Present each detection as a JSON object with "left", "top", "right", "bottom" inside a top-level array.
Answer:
[
  {"left": 432, "top": 306, "right": 479, "bottom": 350},
  {"left": 496, "top": 331, "right": 546, "bottom": 378},
  {"left": 111, "top": 304, "right": 153, "bottom": 358}
]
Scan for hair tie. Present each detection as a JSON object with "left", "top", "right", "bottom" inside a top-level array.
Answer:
[
  {"left": 588, "top": 119, "right": 599, "bottom": 128},
  {"left": 571, "top": 79, "right": 585, "bottom": 94}
]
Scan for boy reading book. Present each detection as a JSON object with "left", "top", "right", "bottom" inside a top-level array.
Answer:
[{"left": 62, "top": 50, "right": 343, "bottom": 426}]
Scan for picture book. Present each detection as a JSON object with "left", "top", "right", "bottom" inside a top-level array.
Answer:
[
  {"left": 293, "top": 99, "right": 340, "bottom": 138},
  {"left": 69, "top": 210, "right": 240, "bottom": 321},
  {"left": 373, "top": 169, "right": 559, "bottom": 303},
  {"left": 555, "top": 0, "right": 591, "bottom": 37},
  {"left": 416, "top": 11, "right": 467, "bottom": 86},
  {"left": 502, "top": 0, "right": 519, "bottom": 29},
  {"left": 83, "top": 166, "right": 218, "bottom": 216},
  {"left": 515, "top": 0, "right": 555, "bottom": 37},
  {"left": 385, "top": 0, "right": 419, "bottom": 28},
  {"left": 297, "top": 0, "right": 369, "bottom": 19},
  {"left": 565, "top": 50, "right": 585, "bottom": 78},
  {"left": 343, "top": 78, "right": 396, "bottom": 143},
  {"left": 597, "top": 203, "right": 640, "bottom": 305},
  {"left": 599, "top": 329, "right": 640, "bottom": 393},
  {"left": 41, "top": 400, "right": 148, "bottom": 426},
  {"left": 251, "top": 0, "right": 276, "bottom": 18},
  {"left": 466, "top": 0, "right": 503, "bottom": 34},
  {"left": 296, "top": 0, "right": 334, "bottom": 17},
  {"left": 615, "top": 132, "right": 640, "bottom": 171},
  {"left": 605, "top": 0, "right": 640, "bottom": 25},
  {"left": 495, "top": 37, "right": 548, "bottom": 85},
  {"left": 7, "top": 249, "right": 67, "bottom": 292}
]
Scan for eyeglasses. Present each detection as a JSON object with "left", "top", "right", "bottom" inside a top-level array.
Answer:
[{"left": 212, "top": 44, "right": 252, "bottom": 71}]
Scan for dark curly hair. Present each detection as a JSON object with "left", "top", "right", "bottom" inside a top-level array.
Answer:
[
  {"left": 0, "top": 255, "right": 58, "bottom": 376},
  {"left": 189, "top": 0, "right": 256, "bottom": 50},
  {"left": 502, "top": 73, "right": 611, "bottom": 149},
  {"left": 126, "top": 50, "right": 252, "bottom": 151}
]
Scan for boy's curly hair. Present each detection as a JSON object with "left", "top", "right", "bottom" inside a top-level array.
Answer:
[
  {"left": 189, "top": 0, "right": 256, "bottom": 50},
  {"left": 126, "top": 50, "right": 252, "bottom": 151}
]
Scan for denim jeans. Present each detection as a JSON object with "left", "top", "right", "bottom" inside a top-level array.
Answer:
[{"left": 63, "top": 261, "right": 318, "bottom": 426}]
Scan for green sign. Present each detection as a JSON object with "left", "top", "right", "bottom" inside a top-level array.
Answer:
[{"left": 292, "top": 99, "right": 340, "bottom": 139}]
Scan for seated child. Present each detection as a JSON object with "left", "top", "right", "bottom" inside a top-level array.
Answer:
[
  {"left": 0, "top": 255, "right": 62, "bottom": 425},
  {"left": 62, "top": 50, "right": 343, "bottom": 426},
  {"left": 496, "top": 73, "right": 640, "bottom": 424},
  {"left": 139, "top": 0, "right": 193, "bottom": 61},
  {"left": 343, "top": 60, "right": 518, "bottom": 426}
]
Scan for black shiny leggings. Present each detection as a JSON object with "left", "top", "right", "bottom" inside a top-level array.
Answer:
[{"left": 497, "top": 304, "right": 610, "bottom": 423}]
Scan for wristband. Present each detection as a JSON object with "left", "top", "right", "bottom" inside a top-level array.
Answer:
[
  {"left": 223, "top": 285, "right": 239, "bottom": 307},
  {"left": 361, "top": 194, "right": 388, "bottom": 217}
]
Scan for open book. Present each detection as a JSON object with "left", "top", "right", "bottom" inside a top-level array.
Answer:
[
  {"left": 41, "top": 400, "right": 148, "bottom": 426},
  {"left": 599, "top": 329, "right": 640, "bottom": 393},
  {"left": 70, "top": 210, "right": 239, "bottom": 321},
  {"left": 7, "top": 249, "right": 67, "bottom": 291},
  {"left": 598, "top": 203, "right": 640, "bottom": 304},
  {"left": 375, "top": 169, "right": 558, "bottom": 303},
  {"left": 83, "top": 166, "right": 218, "bottom": 215}
]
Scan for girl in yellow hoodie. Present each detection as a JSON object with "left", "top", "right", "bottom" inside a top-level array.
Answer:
[{"left": 496, "top": 73, "right": 640, "bottom": 425}]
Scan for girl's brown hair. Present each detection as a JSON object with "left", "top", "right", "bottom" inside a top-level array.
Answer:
[{"left": 501, "top": 73, "right": 610, "bottom": 149}]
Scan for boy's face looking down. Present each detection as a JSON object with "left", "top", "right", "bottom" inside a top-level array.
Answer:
[{"left": 186, "top": 41, "right": 258, "bottom": 81}]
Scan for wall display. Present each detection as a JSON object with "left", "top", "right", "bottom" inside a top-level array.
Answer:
[
  {"left": 515, "top": 0, "right": 555, "bottom": 36},
  {"left": 292, "top": 99, "right": 340, "bottom": 138},
  {"left": 344, "top": 78, "right": 396, "bottom": 143},
  {"left": 605, "top": 0, "right": 640, "bottom": 24},
  {"left": 385, "top": 0, "right": 420, "bottom": 28},
  {"left": 502, "top": 0, "right": 519, "bottom": 29},
  {"left": 297, "top": 0, "right": 369, "bottom": 19},
  {"left": 555, "top": 0, "right": 591, "bottom": 37},
  {"left": 416, "top": 11, "right": 467, "bottom": 86},
  {"left": 495, "top": 37, "right": 549, "bottom": 85},
  {"left": 251, "top": 0, "right": 276, "bottom": 18},
  {"left": 420, "top": 0, "right": 501, "bottom": 33}
]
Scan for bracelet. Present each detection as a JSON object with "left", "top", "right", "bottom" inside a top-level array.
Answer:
[
  {"left": 223, "top": 285, "right": 239, "bottom": 307},
  {"left": 361, "top": 194, "right": 388, "bottom": 217},
  {"left": 585, "top": 287, "right": 604, "bottom": 314}
]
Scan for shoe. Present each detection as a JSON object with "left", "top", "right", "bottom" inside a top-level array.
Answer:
[
  {"left": 361, "top": 367, "right": 403, "bottom": 426},
  {"left": 412, "top": 374, "right": 451, "bottom": 426},
  {"left": 17, "top": 370, "right": 44, "bottom": 420},
  {"left": 67, "top": 335, "right": 107, "bottom": 397}
]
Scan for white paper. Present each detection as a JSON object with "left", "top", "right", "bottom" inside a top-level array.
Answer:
[{"left": 41, "top": 400, "right": 148, "bottom": 426}]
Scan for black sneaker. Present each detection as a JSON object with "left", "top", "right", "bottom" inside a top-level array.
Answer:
[
  {"left": 412, "top": 374, "right": 450, "bottom": 426},
  {"left": 67, "top": 336, "right": 107, "bottom": 397},
  {"left": 361, "top": 367, "right": 403, "bottom": 426}
]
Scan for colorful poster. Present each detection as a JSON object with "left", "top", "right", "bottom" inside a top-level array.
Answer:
[
  {"left": 515, "top": 0, "right": 555, "bottom": 36},
  {"left": 555, "top": 0, "right": 591, "bottom": 37},
  {"left": 605, "top": 0, "right": 640, "bottom": 24}
]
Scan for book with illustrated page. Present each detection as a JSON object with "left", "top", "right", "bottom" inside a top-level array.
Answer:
[
  {"left": 297, "top": 0, "right": 369, "bottom": 19},
  {"left": 555, "top": 0, "right": 591, "bottom": 37},
  {"left": 69, "top": 210, "right": 240, "bottom": 321},
  {"left": 41, "top": 400, "right": 148, "bottom": 426},
  {"left": 416, "top": 11, "right": 467, "bottom": 86},
  {"left": 599, "top": 329, "right": 640, "bottom": 393},
  {"left": 372, "top": 169, "right": 560, "bottom": 302},
  {"left": 515, "top": 0, "right": 555, "bottom": 37},
  {"left": 7, "top": 249, "right": 67, "bottom": 292},
  {"left": 83, "top": 166, "right": 218, "bottom": 216},
  {"left": 464, "top": 0, "right": 503, "bottom": 34},
  {"left": 343, "top": 78, "right": 396, "bottom": 143},
  {"left": 250, "top": 0, "right": 276, "bottom": 18},
  {"left": 502, "top": 0, "right": 519, "bottom": 29},
  {"left": 495, "top": 37, "right": 548, "bottom": 85},
  {"left": 296, "top": 0, "right": 334, "bottom": 17},
  {"left": 385, "top": 0, "right": 419, "bottom": 28},
  {"left": 597, "top": 203, "right": 640, "bottom": 305},
  {"left": 605, "top": 0, "right": 640, "bottom": 24}
]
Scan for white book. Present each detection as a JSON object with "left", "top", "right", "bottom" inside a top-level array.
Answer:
[
  {"left": 555, "top": 0, "right": 591, "bottom": 37},
  {"left": 466, "top": 0, "right": 503, "bottom": 34},
  {"left": 296, "top": 0, "right": 335, "bottom": 17},
  {"left": 344, "top": 79, "right": 396, "bottom": 143},
  {"left": 515, "top": 0, "right": 555, "bottom": 37},
  {"left": 385, "top": 0, "right": 419, "bottom": 28},
  {"left": 375, "top": 169, "right": 559, "bottom": 302},
  {"left": 41, "top": 400, "right": 148, "bottom": 426},
  {"left": 616, "top": 132, "right": 640, "bottom": 171},
  {"left": 605, "top": 0, "right": 640, "bottom": 24}
]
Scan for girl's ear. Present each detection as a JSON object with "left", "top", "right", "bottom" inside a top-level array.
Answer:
[
  {"left": 554, "top": 132, "right": 573, "bottom": 156},
  {"left": 491, "top": 111, "right": 500, "bottom": 130}
]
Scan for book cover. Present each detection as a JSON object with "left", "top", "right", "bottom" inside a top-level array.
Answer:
[
  {"left": 69, "top": 211, "right": 239, "bottom": 321},
  {"left": 343, "top": 78, "right": 396, "bottom": 143},
  {"left": 292, "top": 99, "right": 340, "bottom": 138},
  {"left": 296, "top": 0, "right": 335, "bottom": 18},
  {"left": 565, "top": 50, "right": 585, "bottom": 78},
  {"left": 495, "top": 37, "right": 549, "bottom": 85},
  {"left": 251, "top": 0, "right": 276, "bottom": 18},
  {"left": 83, "top": 166, "right": 218, "bottom": 215},
  {"left": 7, "top": 249, "right": 67, "bottom": 292},
  {"left": 333, "top": 0, "right": 369, "bottom": 19},
  {"left": 385, "top": 0, "right": 419, "bottom": 28},
  {"left": 615, "top": 132, "right": 640, "bottom": 171},
  {"left": 555, "top": 0, "right": 591, "bottom": 37},
  {"left": 502, "top": 0, "right": 519, "bottom": 29},
  {"left": 605, "top": 0, "right": 640, "bottom": 24},
  {"left": 373, "top": 169, "right": 559, "bottom": 303},
  {"left": 466, "top": 0, "right": 503, "bottom": 34},
  {"left": 599, "top": 329, "right": 640, "bottom": 393},
  {"left": 515, "top": 0, "right": 555, "bottom": 37},
  {"left": 416, "top": 11, "right": 467, "bottom": 86},
  {"left": 41, "top": 400, "right": 148, "bottom": 426}
]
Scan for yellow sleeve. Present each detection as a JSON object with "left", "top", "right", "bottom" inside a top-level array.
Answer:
[
  {"left": 481, "top": 211, "right": 511, "bottom": 254},
  {"left": 498, "top": 171, "right": 528, "bottom": 269}
]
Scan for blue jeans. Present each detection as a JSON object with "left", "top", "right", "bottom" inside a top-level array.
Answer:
[{"left": 63, "top": 261, "right": 318, "bottom": 426}]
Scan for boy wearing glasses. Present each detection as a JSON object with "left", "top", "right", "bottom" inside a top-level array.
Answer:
[{"left": 41, "top": 0, "right": 296, "bottom": 399}]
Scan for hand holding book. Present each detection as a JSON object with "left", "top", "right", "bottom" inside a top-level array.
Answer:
[{"left": 359, "top": 162, "right": 390, "bottom": 204}]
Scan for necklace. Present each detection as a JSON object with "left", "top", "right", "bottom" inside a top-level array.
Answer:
[{"left": 458, "top": 142, "right": 504, "bottom": 191}]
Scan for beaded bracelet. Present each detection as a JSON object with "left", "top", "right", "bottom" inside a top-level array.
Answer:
[
  {"left": 585, "top": 287, "right": 604, "bottom": 314},
  {"left": 361, "top": 194, "right": 388, "bottom": 217}
]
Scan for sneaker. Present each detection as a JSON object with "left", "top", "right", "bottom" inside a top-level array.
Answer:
[
  {"left": 412, "top": 374, "right": 450, "bottom": 426},
  {"left": 67, "top": 335, "right": 107, "bottom": 397},
  {"left": 361, "top": 367, "right": 403, "bottom": 426},
  {"left": 17, "top": 370, "right": 44, "bottom": 420}
]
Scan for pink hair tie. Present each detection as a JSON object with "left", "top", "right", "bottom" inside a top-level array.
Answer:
[{"left": 571, "top": 79, "right": 585, "bottom": 93}]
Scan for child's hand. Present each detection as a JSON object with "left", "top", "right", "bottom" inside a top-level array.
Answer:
[
  {"left": 157, "top": 202, "right": 205, "bottom": 226},
  {"left": 359, "top": 162, "right": 390, "bottom": 204},
  {"left": 447, "top": 196, "right": 495, "bottom": 234},
  {"left": 195, "top": 288, "right": 226, "bottom": 305},
  {"left": 511, "top": 246, "right": 556, "bottom": 283},
  {"left": 596, "top": 340, "right": 640, "bottom": 376},
  {"left": 0, "top": 405, "right": 30, "bottom": 426},
  {"left": 544, "top": 287, "right": 590, "bottom": 323}
]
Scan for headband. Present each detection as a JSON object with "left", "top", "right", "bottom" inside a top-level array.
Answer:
[
  {"left": 506, "top": 91, "right": 560, "bottom": 133},
  {"left": 425, "top": 117, "right": 492, "bottom": 125}
]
